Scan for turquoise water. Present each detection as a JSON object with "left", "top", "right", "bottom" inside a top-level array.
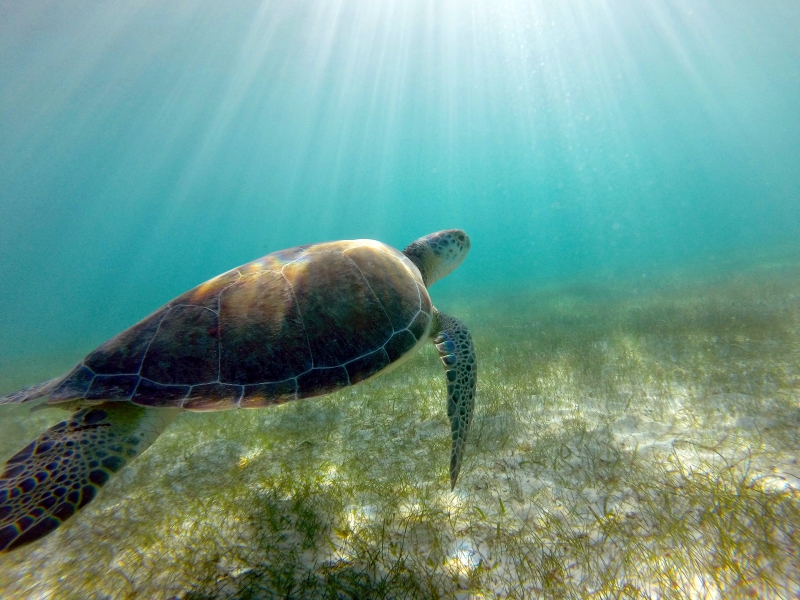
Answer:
[
  {"left": 1, "top": 0, "right": 799, "bottom": 368},
  {"left": 1, "top": 2, "right": 800, "bottom": 597}
]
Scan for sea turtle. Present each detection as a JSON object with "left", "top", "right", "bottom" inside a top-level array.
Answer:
[{"left": 0, "top": 229, "right": 476, "bottom": 552}]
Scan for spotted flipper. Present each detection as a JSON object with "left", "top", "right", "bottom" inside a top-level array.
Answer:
[
  {"left": 433, "top": 310, "right": 477, "bottom": 489},
  {"left": 0, "top": 403, "right": 177, "bottom": 552}
]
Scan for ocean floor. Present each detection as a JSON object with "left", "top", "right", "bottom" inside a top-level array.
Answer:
[{"left": 0, "top": 260, "right": 798, "bottom": 599}]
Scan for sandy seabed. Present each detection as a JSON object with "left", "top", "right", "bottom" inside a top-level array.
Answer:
[{"left": 0, "top": 260, "right": 798, "bottom": 599}]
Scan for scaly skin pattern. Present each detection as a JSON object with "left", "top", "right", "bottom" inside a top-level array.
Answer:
[
  {"left": 0, "top": 403, "right": 176, "bottom": 552},
  {"left": 433, "top": 310, "right": 477, "bottom": 489}
]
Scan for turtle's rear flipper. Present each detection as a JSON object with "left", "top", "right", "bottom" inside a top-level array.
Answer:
[
  {"left": 0, "top": 376, "right": 64, "bottom": 406},
  {"left": 433, "top": 311, "right": 477, "bottom": 490},
  {"left": 0, "top": 402, "right": 176, "bottom": 552}
]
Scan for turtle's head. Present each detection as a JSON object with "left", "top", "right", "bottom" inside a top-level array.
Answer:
[{"left": 402, "top": 229, "right": 470, "bottom": 287}]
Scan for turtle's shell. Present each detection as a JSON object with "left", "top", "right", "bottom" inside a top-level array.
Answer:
[{"left": 47, "top": 240, "right": 433, "bottom": 410}]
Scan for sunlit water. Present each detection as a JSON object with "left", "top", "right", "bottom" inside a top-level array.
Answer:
[{"left": 1, "top": 1, "right": 799, "bottom": 598}]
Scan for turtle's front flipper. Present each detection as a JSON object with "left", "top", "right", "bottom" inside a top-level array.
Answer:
[
  {"left": 0, "top": 403, "right": 177, "bottom": 552},
  {"left": 433, "top": 310, "right": 477, "bottom": 489}
]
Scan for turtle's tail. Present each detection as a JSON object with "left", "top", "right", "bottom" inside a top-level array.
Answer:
[
  {"left": 0, "top": 402, "right": 177, "bottom": 552},
  {"left": 0, "top": 376, "right": 65, "bottom": 406}
]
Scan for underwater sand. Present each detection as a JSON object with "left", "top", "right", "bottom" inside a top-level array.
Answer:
[{"left": 0, "top": 261, "right": 798, "bottom": 599}]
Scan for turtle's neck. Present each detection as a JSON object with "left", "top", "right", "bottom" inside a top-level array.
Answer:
[{"left": 402, "top": 240, "right": 433, "bottom": 287}]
